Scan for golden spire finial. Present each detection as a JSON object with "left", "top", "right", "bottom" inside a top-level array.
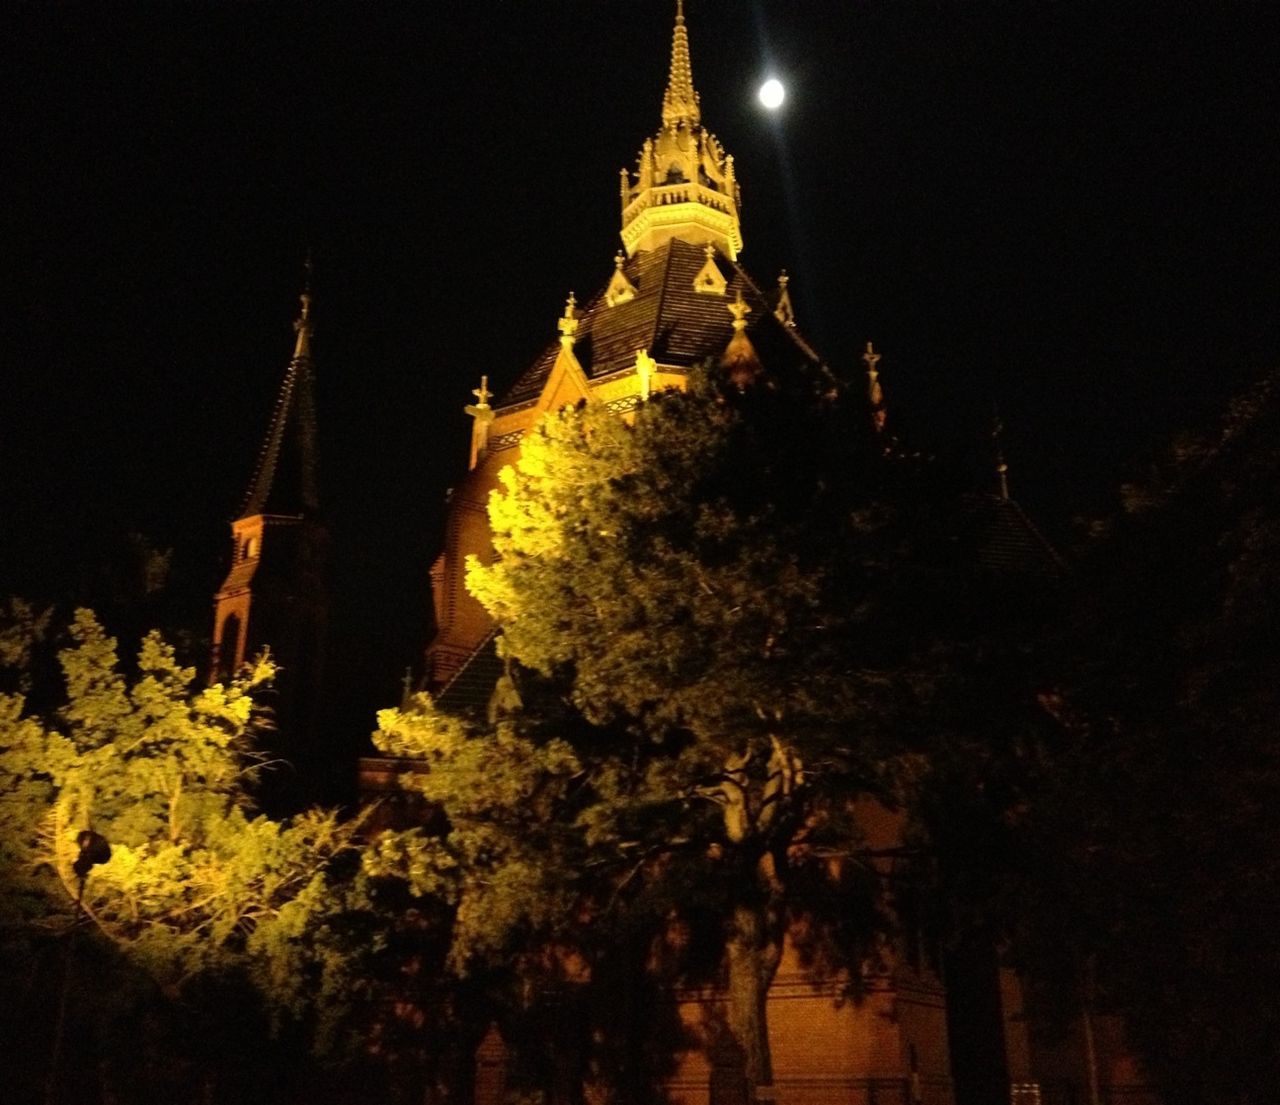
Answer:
[
  {"left": 621, "top": 2, "right": 742, "bottom": 259},
  {"left": 774, "top": 269, "right": 796, "bottom": 327},
  {"left": 293, "top": 254, "right": 314, "bottom": 361},
  {"left": 722, "top": 291, "right": 762, "bottom": 389},
  {"left": 864, "top": 341, "right": 887, "bottom": 433},
  {"left": 464, "top": 375, "right": 496, "bottom": 469},
  {"left": 558, "top": 292, "right": 580, "bottom": 345},
  {"left": 663, "top": 0, "right": 700, "bottom": 126}
]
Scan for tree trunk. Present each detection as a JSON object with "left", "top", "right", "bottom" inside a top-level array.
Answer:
[{"left": 725, "top": 903, "right": 777, "bottom": 1099}]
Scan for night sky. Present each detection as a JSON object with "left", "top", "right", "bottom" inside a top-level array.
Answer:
[{"left": 5, "top": 2, "right": 1279, "bottom": 770}]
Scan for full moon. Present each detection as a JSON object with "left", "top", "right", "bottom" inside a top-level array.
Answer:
[{"left": 758, "top": 78, "right": 785, "bottom": 110}]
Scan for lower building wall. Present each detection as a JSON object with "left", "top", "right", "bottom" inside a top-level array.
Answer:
[
  {"left": 664, "top": 943, "right": 954, "bottom": 1105},
  {"left": 1027, "top": 1011, "right": 1161, "bottom": 1105}
]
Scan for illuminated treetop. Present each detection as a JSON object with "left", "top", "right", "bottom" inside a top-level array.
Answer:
[{"left": 621, "top": 1, "right": 743, "bottom": 259}]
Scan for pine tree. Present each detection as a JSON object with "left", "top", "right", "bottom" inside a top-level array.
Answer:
[{"left": 420, "top": 365, "right": 941, "bottom": 1096}]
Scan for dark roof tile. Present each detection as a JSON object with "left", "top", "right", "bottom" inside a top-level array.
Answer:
[{"left": 499, "top": 239, "right": 822, "bottom": 408}]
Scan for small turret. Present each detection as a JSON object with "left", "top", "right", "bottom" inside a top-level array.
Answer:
[{"left": 620, "top": 1, "right": 743, "bottom": 259}]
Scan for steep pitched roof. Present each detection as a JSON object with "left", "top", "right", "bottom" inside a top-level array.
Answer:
[
  {"left": 499, "top": 239, "right": 820, "bottom": 408},
  {"left": 958, "top": 492, "right": 1068, "bottom": 580},
  {"left": 434, "top": 632, "right": 504, "bottom": 718},
  {"left": 240, "top": 294, "right": 320, "bottom": 519}
]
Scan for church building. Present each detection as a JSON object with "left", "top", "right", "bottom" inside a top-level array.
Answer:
[
  {"left": 211, "top": 4, "right": 1154, "bottom": 1103},
  {"left": 422, "top": 1, "right": 820, "bottom": 703},
  {"left": 408, "top": 5, "right": 964, "bottom": 1103}
]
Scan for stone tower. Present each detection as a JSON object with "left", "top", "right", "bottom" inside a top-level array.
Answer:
[{"left": 211, "top": 270, "right": 327, "bottom": 806}]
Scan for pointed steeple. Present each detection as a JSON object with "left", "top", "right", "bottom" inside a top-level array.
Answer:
[
  {"left": 211, "top": 262, "right": 329, "bottom": 772},
  {"left": 662, "top": 0, "right": 700, "bottom": 127},
  {"left": 240, "top": 269, "right": 320, "bottom": 519},
  {"left": 620, "top": 1, "right": 743, "bottom": 259}
]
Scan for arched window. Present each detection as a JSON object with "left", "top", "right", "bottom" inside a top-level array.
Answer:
[{"left": 217, "top": 614, "right": 242, "bottom": 681}]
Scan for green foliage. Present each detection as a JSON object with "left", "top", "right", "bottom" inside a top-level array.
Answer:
[
  {"left": 0, "top": 609, "right": 372, "bottom": 1098},
  {"left": 470, "top": 370, "right": 925, "bottom": 761},
  {"left": 1049, "top": 370, "right": 1280, "bottom": 1104},
  {"left": 370, "top": 697, "right": 582, "bottom": 972},
  {"left": 922, "top": 368, "right": 1280, "bottom": 1105},
  {"left": 0, "top": 596, "right": 53, "bottom": 694},
  {"left": 441, "top": 366, "right": 939, "bottom": 1088}
]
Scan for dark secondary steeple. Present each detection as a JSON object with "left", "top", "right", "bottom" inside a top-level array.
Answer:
[
  {"left": 212, "top": 264, "right": 327, "bottom": 678},
  {"left": 210, "top": 264, "right": 329, "bottom": 808},
  {"left": 241, "top": 263, "right": 320, "bottom": 518}
]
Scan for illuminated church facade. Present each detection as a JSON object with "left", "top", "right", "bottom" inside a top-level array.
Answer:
[
  {"left": 414, "top": 6, "right": 964, "bottom": 1104},
  {"left": 214, "top": 5, "right": 1153, "bottom": 1104},
  {"left": 423, "top": 6, "right": 810, "bottom": 697}
]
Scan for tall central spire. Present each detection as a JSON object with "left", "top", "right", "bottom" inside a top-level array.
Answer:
[
  {"left": 662, "top": 0, "right": 700, "bottom": 126},
  {"left": 620, "top": 2, "right": 743, "bottom": 259}
]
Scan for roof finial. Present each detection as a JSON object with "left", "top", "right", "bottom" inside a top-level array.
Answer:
[
  {"left": 465, "top": 375, "right": 496, "bottom": 469},
  {"left": 992, "top": 404, "right": 1011, "bottom": 499},
  {"left": 558, "top": 292, "right": 580, "bottom": 346},
  {"left": 721, "top": 291, "right": 762, "bottom": 389},
  {"left": 293, "top": 256, "right": 314, "bottom": 361},
  {"left": 663, "top": 0, "right": 700, "bottom": 126},
  {"left": 774, "top": 269, "right": 796, "bottom": 327},
  {"left": 863, "top": 341, "right": 887, "bottom": 434}
]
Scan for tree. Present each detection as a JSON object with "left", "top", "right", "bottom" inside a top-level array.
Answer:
[
  {"left": 921, "top": 368, "right": 1280, "bottom": 1105},
  {"left": 1043, "top": 370, "right": 1280, "bottom": 1105},
  {"left": 446, "top": 365, "right": 940, "bottom": 1095},
  {"left": 0, "top": 609, "right": 369, "bottom": 1102}
]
